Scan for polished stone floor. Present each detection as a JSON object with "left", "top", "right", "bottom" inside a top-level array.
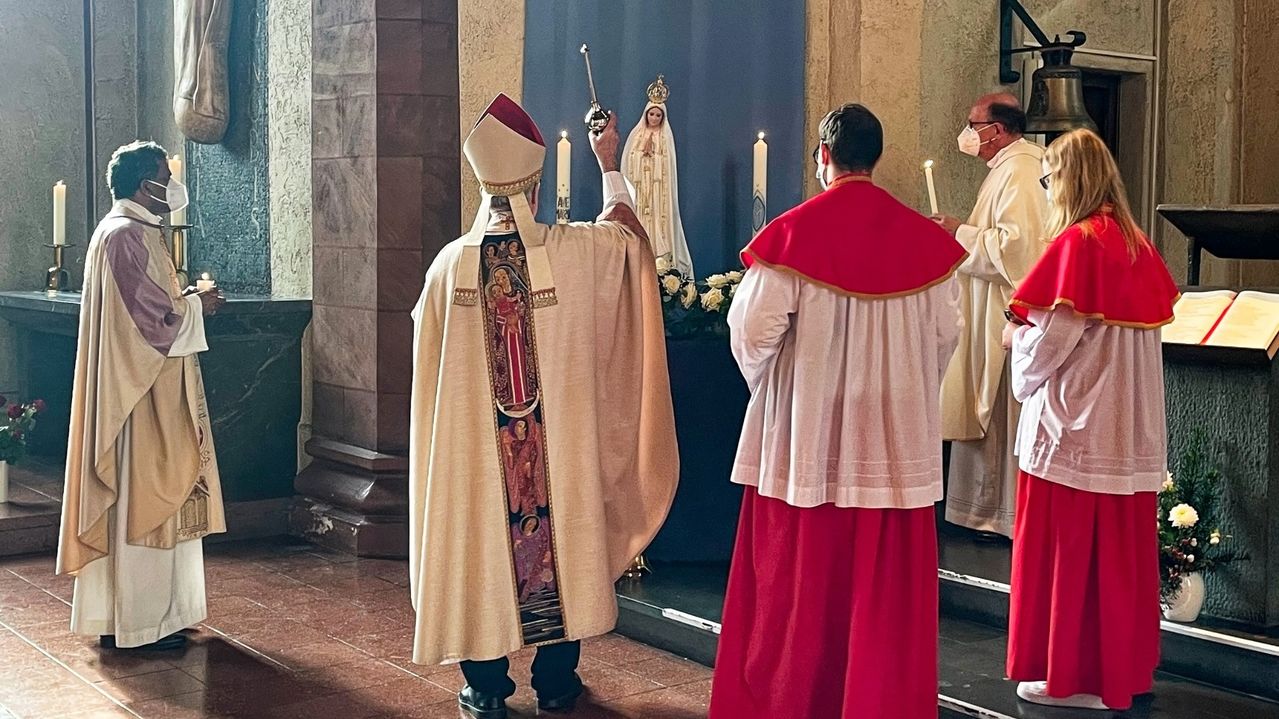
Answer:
[{"left": 0, "top": 539, "right": 711, "bottom": 718}]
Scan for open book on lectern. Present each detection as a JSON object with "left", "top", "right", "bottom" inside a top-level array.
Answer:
[{"left": 1162, "top": 290, "right": 1279, "bottom": 357}]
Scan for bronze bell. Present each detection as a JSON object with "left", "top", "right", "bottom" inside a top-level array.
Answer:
[{"left": 1025, "top": 47, "right": 1097, "bottom": 135}]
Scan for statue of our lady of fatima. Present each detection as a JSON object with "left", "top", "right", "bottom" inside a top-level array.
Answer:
[{"left": 622, "top": 75, "right": 695, "bottom": 277}]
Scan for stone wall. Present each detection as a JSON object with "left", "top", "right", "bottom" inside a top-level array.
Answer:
[
  {"left": 268, "top": 0, "right": 314, "bottom": 299},
  {"left": 0, "top": 1, "right": 88, "bottom": 394},
  {"left": 458, "top": 0, "right": 524, "bottom": 227},
  {"left": 187, "top": 0, "right": 273, "bottom": 295}
]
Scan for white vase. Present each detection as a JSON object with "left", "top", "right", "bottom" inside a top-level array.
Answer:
[
  {"left": 1162, "top": 572, "right": 1206, "bottom": 623},
  {"left": 0, "top": 460, "right": 8, "bottom": 503}
]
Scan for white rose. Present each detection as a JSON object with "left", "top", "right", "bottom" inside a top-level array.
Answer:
[
  {"left": 661, "top": 274, "right": 682, "bottom": 296},
  {"left": 729, "top": 283, "right": 738, "bottom": 297},
  {"left": 701, "top": 287, "right": 725, "bottom": 312},
  {"left": 1186, "top": 554, "right": 1195, "bottom": 563},
  {"left": 680, "top": 282, "right": 698, "bottom": 309},
  {"left": 1161, "top": 472, "right": 1175, "bottom": 493},
  {"left": 725, "top": 270, "right": 743, "bottom": 282},
  {"left": 1190, "top": 538, "right": 1198, "bottom": 547},
  {"left": 705, "top": 273, "right": 730, "bottom": 288},
  {"left": 1169, "top": 503, "right": 1199, "bottom": 529},
  {"left": 656, "top": 256, "right": 672, "bottom": 274},
  {"left": 1210, "top": 531, "right": 1221, "bottom": 545}
]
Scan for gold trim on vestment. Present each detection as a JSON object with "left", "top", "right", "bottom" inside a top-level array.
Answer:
[
  {"left": 1009, "top": 296, "right": 1178, "bottom": 329},
  {"left": 744, "top": 248, "right": 966, "bottom": 300},
  {"left": 481, "top": 170, "right": 543, "bottom": 197},
  {"left": 453, "top": 288, "right": 479, "bottom": 306}
]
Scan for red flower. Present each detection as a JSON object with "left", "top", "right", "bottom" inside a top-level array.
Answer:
[
  {"left": 7, "top": 405, "right": 22, "bottom": 419},
  {"left": 32, "top": 399, "right": 46, "bottom": 414}
]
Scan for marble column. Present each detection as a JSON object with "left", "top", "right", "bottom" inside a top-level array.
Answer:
[{"left": 295, "top": 0, "right": 460, "bottom": 557}]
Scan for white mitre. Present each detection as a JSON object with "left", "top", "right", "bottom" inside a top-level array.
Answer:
[{"left": 463, "top": 93, "right": 546, "bottom": 197}]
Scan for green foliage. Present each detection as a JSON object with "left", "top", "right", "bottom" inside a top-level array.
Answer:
[
  {"left": 0, "top": 395, "right": 43, "bottom": 465},
  {"left": 1158, "top": 431, "right": 1245, "bottom": 602}
]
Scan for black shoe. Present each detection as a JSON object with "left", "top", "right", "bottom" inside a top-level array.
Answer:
[
  {"left": 99, "top": 633, "right": 187, "bottom": 651},
  {"left": 458, "top": 685, "right": 508, "bottom": 719},
  {"left": 537, "top": 683, "right": 585, "bottom": 714},
  {"left": 974, "top": 531, "right": 1010, "bottom": 545}
]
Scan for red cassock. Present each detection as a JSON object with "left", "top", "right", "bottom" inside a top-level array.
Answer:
[
  {"left": 1005, "top": 213, "right": 1177, "bottom": 710},
  {"left": 710, "top": 175, "right": 966, "bottom": 719}
]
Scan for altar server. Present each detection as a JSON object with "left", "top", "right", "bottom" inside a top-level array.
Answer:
[
  {"left": 58, "top": 140, "right": 226, "bottom": 650},
  {"left": 407, "top": 95, "right": 677, "bottom": 719},
  {"left": 934, "top": 93, "right": 1048, "bottom": 539},
  {"left": 1004, "top": 128, "right": 1178, "bottom": 711},
  {"left": 709, "top": 103, "right": 965, "bottom": 719}
]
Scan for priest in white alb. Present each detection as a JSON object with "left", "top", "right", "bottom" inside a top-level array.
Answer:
[
  {"left": 57, "top": 140, "right": 226, "bottom": 651},
  {"left": 933, "top": 93, "right": 1048, "bottom": 539},
  {"left": 407, "top": 95, "right": 678, "bottom": 719}
]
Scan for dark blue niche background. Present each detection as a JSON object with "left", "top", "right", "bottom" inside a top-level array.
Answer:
[{"left": 522, "top": 0, "right": 806, "bottom": 275}]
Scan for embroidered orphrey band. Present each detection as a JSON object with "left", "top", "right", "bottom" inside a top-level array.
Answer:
[
  {"left": 479, "top": 233, "right": 566, "bottom": 645},
  {"left": 531, "top": 288, "right": 558, "bottom": 309},
  {"left": 453, "top": 288, "right": 479, "bottom": 306}
]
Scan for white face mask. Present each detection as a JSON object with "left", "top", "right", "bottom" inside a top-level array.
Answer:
[
  {"left": 956, "top": 124, "right": 995, "bottom": 157},
  {"left": 144, "top": 178, "right": 190, "bottom": 215}
]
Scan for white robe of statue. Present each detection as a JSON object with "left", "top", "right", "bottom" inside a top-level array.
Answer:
[
  {"left": 69, "top": 247, "right": 211, "bottom": 648},
  {"left": 622, "top": 101, "right": 694, "bottom": 277}
]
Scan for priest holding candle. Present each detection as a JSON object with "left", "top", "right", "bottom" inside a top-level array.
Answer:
[
  {"left": 57, "top": 140, "right": 225, "bottom": 651},
  {"left": 933, "top": 92, "right": 1048, "bottom": 540}
]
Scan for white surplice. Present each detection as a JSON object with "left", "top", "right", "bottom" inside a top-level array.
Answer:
[
  {"left": 728, "top": 264, "right": 962, "bottom": 509},
  {"left": 70, "top": 203, "right": 211, "bottom": 648},
  {"left": 1011, "top": 307, "right": 1167, "bottom": 494}
]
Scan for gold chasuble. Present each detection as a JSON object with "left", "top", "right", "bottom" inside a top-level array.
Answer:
[
  {"left": 57, "top": 203, "right": 224, "bottom": 577},
  {"left": 409, "top": 94, "right": 678, "bottom": 666}
]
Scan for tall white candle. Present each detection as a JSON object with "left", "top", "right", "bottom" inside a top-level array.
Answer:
[
  {"left": 52, "top": 181, "right": 66, "bottom": 246},
  {"left": 556, "top": 131, "right": 571, "bottom": 224},
  {"left": 752, "top": 132, "right": 768, "bottom": 235},
  {"left": 923, "top": 159, "right": 939, "bottom": 215},
  {"left": 168, "top": 154, "right": 187, "bottom": 226}
]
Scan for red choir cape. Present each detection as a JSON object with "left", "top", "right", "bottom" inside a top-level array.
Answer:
[
  {"left": 742, "top": 175, "right": 967, "bottom": 298},
  {"left": 1009, "top": 213, "right": 1180, "bottom": 328}
]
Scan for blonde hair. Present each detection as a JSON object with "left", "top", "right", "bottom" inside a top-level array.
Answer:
[{"left": 1043, "top": 128, "right": 1149, "bottom": 257}]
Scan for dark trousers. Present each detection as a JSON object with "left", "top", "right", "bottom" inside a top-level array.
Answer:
[{"left": 459, "top": 640, "right": 582, "bottom": 700}]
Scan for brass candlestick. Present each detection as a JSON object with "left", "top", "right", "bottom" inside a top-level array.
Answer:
[
  {"left": 44, "top": 244, "right": 75, "bottom": 296},
  {"left": 170, "top": 224, "right": 193, "bottom": 289},
  {"left": 622, "top": 553, "right": 652, "bottom": 580}
]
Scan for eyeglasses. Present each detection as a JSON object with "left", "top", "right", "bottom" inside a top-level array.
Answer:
[
  {"left": 812, "top": 144, "right": 822, "bottom": 164},
  {"left": 967, "top": 120, "right": 998, "bottom": 130},
  {"left": 1038, "top": 174, "right": 1051, "bottom": 190}
]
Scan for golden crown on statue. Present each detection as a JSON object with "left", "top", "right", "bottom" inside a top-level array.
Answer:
[{"left": 647, "top": 75, "right": 670, "bottom": 104}]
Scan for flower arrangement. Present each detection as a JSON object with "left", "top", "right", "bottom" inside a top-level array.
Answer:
[
  {"left": 1158, "top": 433, "right": 1244, "bottom": 602},
  {"left": 0, "top": 394, "right": 44, "bottom": 465},
  {"left": 656, "top": 257, "right": 745, "bottom": 338}
]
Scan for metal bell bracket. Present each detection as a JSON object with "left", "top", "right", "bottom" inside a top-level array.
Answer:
[{"left": 999, "top": 0, "right": 1087, "bottom": 84}]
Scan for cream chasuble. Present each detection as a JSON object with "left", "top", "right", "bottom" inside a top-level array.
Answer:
[
  {"left": 59, "top": 201, "right": 224, "bottom": 647},
  {"left": 941, "top": 139, "right": 1047, "bottom": 536},
  {"left": 408, "top": 187, "right": 678, "bottom": 666}
]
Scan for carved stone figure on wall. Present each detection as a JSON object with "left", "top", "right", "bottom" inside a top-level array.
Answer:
[
  {"left": 622, "top": 76, "right": 694, "bottom": 277},
  {"left": 174, "top": 0, "right": 233, "bottom": 144}
]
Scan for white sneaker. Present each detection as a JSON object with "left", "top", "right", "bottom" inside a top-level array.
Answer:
[{"left": 1016, "top": 681, "right": 1110, "bottom": 710}]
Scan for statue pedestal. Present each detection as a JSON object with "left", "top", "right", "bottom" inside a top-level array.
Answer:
[{"left": 291, "top": 438, "right": 408, "bottom": 558}]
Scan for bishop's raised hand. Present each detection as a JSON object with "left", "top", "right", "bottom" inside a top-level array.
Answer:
[{"left": 590, "top": 112, "right": 621, "bottom": 173}]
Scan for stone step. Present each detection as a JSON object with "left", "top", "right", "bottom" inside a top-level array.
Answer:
[
  {"left": 940, "top": 569, "right": 1279, "bottom": 703},
  {"left": 614, "top": 562, "right": 1279, "bottom": 718}
]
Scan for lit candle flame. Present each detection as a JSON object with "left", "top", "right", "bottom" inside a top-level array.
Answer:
[
  {"left": 201, "top": 272, "right": 211, "bottom": 281},
  {"left": 923, "top": 159, "right": 934, "bottom": 169},
  {"left": 561, "top": 130, "right": 568, "bottom": 139},
  {"left": 757, "top": 132, "right": 766, "bottom": 141}
]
